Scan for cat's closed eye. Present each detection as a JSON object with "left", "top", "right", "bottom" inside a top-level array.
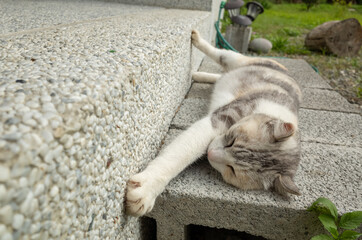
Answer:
[{"left": 225, "top": 138, "right": 235, "bottom": 148}]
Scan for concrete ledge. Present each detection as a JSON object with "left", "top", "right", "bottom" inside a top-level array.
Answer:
[
  {"left": 109, "top": 0, "right": 219, "bottom": 11},
  {"left": 148, "top": 57, "right": 362, "bottom": 239},
  {"left": 0, "top": 0, "right": 163, "bottom": 35},
  {"left": 0, "top": 7, "right": 211, "bottom": 239}
]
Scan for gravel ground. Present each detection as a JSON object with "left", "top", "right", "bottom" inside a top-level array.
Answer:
[
  {"left": 250, "top": 51, "right": 362, "bottom": 107},
  {"left": 300, "top": 54, "right": 362, "bottom": 106}
]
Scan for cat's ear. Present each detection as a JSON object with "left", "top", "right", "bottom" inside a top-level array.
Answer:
[
  {"left": 273, "top": 121, "right": 295, "bottom": 141},
  {"left": 273, "top": 175, "right": 301, "bottom": 196}
]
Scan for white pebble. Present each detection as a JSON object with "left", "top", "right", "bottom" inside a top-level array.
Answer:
[
  {"left": 50, "top": 186, "right": 59, "bottom": 197},
  {"left": 0, "top": 205, "right": 13, "bottom": 224},
  {"left": 12, "top": 214, "right": 24, "bottom": 229},
  {"left": 19, "top": 177, "right": 28, "bottom": 188},
  {"left": 41, "top": 130, "right": 54, "bottom": 143},
  {"left": 34, "top": 183, "right": 44, "bottom": 197},
  {"left": 0, "top": 166, "right": 10, "bottom": 182},
  {"left": 53, "top": 145, "right": 63, "bottom": 156},
  {"left": 1, "top": 233, "right": 12, "bottom": 240},
  {"left": 41, "top": 94, "right": 51, "bottom": 103},
  {"left": 20, "top": 192, "right": 34, "bottom": 216},
  {"left": 0, "top": 185, "right": 6, "bottom": 202},
  {"left": 51, "top": 119, "right": 60, "bottom": 129},
  {"left": 0, "top": 224, "right": 6, "bottom": 235}
]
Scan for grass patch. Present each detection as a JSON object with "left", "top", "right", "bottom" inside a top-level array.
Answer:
[
  {"left": 246, "top": 3, "right": 362, "bottom": 104},
  {"left": 251, "top": 4, "right": 362, "bottom": 34}
]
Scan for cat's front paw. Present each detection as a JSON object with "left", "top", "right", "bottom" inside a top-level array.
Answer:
[
  {"left": 126, "top": 173, "right": 158, "bottom": 217},
  {"left": 191, "top": 29, "right": 201, "bottom": 46}
]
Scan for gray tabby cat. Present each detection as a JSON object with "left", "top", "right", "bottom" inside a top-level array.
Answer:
[{"left": 126, "top": 30, "right": 302, "bottom": 216}]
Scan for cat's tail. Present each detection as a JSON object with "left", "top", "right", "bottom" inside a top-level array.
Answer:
[{"left": 192, "top": 72, "right": 221, "bottom": 83}]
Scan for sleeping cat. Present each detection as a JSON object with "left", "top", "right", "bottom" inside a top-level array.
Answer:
[{"left": 126, "top": 30, "right": 302, "bottom": 216}]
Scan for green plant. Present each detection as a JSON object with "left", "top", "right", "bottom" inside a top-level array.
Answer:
[
  {"left": 302, "top": 0, "right": 319, "bottom": 10},
  {"left": 256, "top": 0, "right": 273, "bottom": 9},
  {"left": 308, "top": 197, "right": 362, "bottom": 240},
  {"left": 220, "top": 10, "right": 232, "bottom": 33},
  {"left": 270, "top": 35, "right": 288, "bottom": 51},
  {"left": 282, "top": 27, "right": 300, "bottom": 37}
]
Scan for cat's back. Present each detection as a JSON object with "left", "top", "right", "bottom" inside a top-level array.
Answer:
[{"left": 210, "top": 60, "right": 302, "bottom": 126}]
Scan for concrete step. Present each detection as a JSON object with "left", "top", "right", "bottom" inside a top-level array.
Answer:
[
  {"left": 147, "top": 58, "right": 362, "bottom": 240},
  {"left": 0, "top": 0, "right": 164, "bottom": 35},
  {"left": 0, "top": 1, "right": 213, "bottom": 239},
  {"left": 102, "top": 0, "right": 218, "bottom": 11}
]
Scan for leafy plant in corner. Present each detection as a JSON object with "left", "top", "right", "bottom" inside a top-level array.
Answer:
[{"left": 308, "top": 197, "right": 362, "bottom": 240}]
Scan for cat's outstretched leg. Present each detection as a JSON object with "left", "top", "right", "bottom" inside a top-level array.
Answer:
[
  {"left": 191, "top": 30, "right": 287, "bottom": 72},
  {"left": 191, "top": 30, "right": 246, "bottom": 71},
  {"left": 126, "top": 117, "right": 218, "bottom": 216},
  {"left": 192, "top": 72, "right": 221, "bottom": 83}
]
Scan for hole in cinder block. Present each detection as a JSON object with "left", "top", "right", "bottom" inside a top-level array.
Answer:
[
  {"left": 186, "top": 224, "right": 269, "bottom": 240},
  {"left": 140, "top": 217, "right": 157, "bottom": 240}
]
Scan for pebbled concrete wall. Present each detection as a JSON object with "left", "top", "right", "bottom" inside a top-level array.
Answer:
[{"left": 0, "top": 8, "right": 211, "bottom": 239}]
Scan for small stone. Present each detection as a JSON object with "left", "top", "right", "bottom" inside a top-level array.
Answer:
[
  {"left": 20, "top": 192, "right": 34, "bottom": 216},
  {"left": 1, "top": 233, "right": 12, "bottom": 240},
  {"left": 53, "top": 127, "right": 65, "bottom": 138},
  {"left": 41, "top": 130, "right": 54, "bottom": 143},
  {"left": 0, "top": 224, "right": 6, "bottom": 235},
  {"left": 34, "top": 183, "right": 44, "bottom": 197},
  {"left": 41, "top": 94, "right": 52, "bottom": 103},
  {"left": 4, "top": 118, "right": 20, "bottom": 125},
  {"left": 50, "top": 186, "right": 59, "bottom": 197},
  {"left": 19, "top": 177, "right": 28, "bottom": 188},
  {"left": 44, "top": 151, "right": 54, "bottom": 163},
  {"left": 42, "top": 102, "right": 56, "bottom": 112},
  {"left": 23, "top": 119, "right": 37, "bottom": 127},
  {"left": 14, "top": 188, "right": 29, "bottom": 203},
  {"left": 0, "top": 166, "right": 10, "bottom": 182},
  {"left": 0, "top": 185, "right": 6, "bottom": 202},
  {"left": 1, "top": 132, "right": 22, "bottom": 142},
  {"left": 51, "top": 120, "right": 60, "bottom": 129},
  {"left": 249, "top": 38, "right": 273, "bottom": 53},
  {"left": 16, "top": 79, "right": 26, "bottom": 84},
  {"left": 0, "top": 205, "right": 13, "bottom": 224},
  {"left": 12, "top": 214, "right": 24, "bottom": 230}
]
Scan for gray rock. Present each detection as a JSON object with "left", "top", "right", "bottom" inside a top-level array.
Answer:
[{"left": 249, "top": 38, "right": 273, "bottom": 53}]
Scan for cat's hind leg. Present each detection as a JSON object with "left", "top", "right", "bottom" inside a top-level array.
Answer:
[
  {"left": 192, "top": 72, "right": 221, "bottom": 83},
  {"left": 191, "top": 30, "right": 287, "bottom": 72},
  {"left": 191, "top": 30, "right": 248, "bottom": 71}
]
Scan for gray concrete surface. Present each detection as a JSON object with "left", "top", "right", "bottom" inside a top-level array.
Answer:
[
  {"left": 148, "top": 57, "right": 362, "bottom": 240},
  {"left": 0, "top": 0, "right": 162, "bottom": 35},
  {"left": 0, "top": 2, "right": 212, "bottom": 239},
  {"left": 108, "top": 0, "right": 218, "bottom": 11}
]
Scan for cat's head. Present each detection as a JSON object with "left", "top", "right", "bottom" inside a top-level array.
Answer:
[{"left": 208, "top": 113, "right": 301, "bottom": 197}]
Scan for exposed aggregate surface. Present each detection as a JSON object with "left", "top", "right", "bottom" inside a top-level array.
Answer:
[{"left": 0, "top": 3, "right": 210, "bottom": 239}]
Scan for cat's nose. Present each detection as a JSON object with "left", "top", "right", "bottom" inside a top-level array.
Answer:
[
  {"left": 207, "top": 150, "right": 214, "bottom": 160},
  {"left": 207, "top": 149, "right": 221, "bottom": 162}
]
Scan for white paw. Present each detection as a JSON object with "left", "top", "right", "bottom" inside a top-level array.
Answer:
[
  {"left": 192, "top": 72, "right": 204, "bottom": 82},
  {"left": 125, "top": 172, "right": 158, "bottom": 217},
  {"left": 191, "top": 29, "right": 201, "bottom": 46}
]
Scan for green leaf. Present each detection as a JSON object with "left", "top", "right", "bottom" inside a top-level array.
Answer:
[
  {"left": 339, "top": 211, "right": 362, "bottom": 230},
  {"left": 338, "top": 230, "right": 362, "bottom": 240},
  {"left": 311, "top": 234, "right": 334, "bottom": 240},
  {"left": 319, "top": 214, "right": 339, "bottom": 238},
  {"left": 308, "top": 198, "right": 339, "bottom": 221}
]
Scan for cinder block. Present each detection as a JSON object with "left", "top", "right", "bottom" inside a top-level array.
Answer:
[{"left": 150, "top": 131, "right": 362, "bottom": 239}]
